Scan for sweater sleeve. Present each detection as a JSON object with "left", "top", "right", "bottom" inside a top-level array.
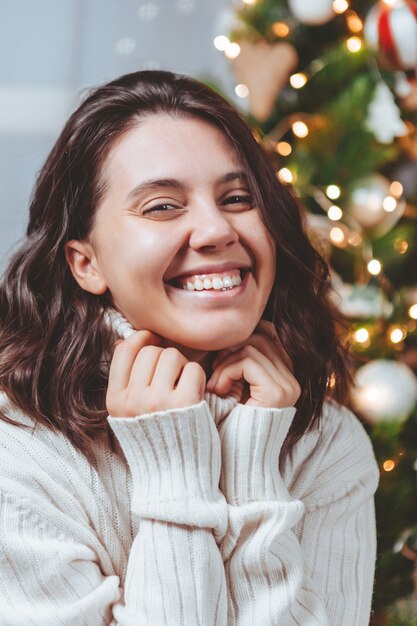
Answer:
[
  {"left": 0, "top": 401, "right": 228, "bottom": 625},
  {"left": 217, "top": 402, "right": 379, "bottom": 626}
]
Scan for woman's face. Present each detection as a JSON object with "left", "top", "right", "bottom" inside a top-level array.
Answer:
[{"left": 70, "top": 114, "right": 276, "bottom": 353}]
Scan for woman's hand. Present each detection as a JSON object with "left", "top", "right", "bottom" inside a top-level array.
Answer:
[
  {"left": 106, "top": 331, "right": 206, "bottom": 417},
  {"left": 206, "top": 320, "right": 300, "bottom": 409}
]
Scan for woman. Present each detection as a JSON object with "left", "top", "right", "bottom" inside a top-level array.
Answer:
[{"left": 0, "top": 70, "right": 378, "bottom": 625}]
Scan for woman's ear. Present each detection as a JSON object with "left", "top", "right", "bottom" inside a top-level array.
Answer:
[{"left": 65, "top": 240, "right": 108, "bottom": 295}]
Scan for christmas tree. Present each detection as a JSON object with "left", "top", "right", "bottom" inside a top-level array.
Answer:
[{"left": 216, "top": 0, "right": 417, "bottom": 623}]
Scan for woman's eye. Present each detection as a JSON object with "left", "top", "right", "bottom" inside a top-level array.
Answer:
[
  {"left": 223, "top": 194, "right": 253, "bottom": 209},
  {"left": 141, "top": 203, "right": 183, "bottom": 218}
]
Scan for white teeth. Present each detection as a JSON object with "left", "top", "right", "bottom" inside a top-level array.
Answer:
[{"left": 180, "top": 270, "right": 245, "bottom": 292}]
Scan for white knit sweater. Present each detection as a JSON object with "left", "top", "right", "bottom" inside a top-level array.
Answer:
[{"left": 0, "top": 384, "right": 378, "bottom": 626}]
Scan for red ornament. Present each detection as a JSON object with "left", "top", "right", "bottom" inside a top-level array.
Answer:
[{"left": 365, "top": 0, "right": 417, "bottom": 70}]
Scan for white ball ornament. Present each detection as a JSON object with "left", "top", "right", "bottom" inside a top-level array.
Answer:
[
  {"left": 365, "top": 0, "right": 417, "bottom": 71},
  {"left": 288, "top": 0, "right": 335, "bottom": 25},
  {"left": 351, "top": 359, "right": 417, "bottom": 423},
  {"left": 346, "top": 173, "right": 405, "bottom": 237}
]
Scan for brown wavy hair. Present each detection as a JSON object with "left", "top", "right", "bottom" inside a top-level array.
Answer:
[{"left": 0, "top": 70, "right": 351, "bottom": 454}]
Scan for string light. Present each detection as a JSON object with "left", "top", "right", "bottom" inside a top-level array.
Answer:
[
  {"left": 383, "top": 459, "right": 395, "bottom": 472},
  {"left": 409, "top": 304, "right": 417, "bottom": 320},
  {"left": 213, "top": 35, "right": 230, "bottom": 51},
  {"left": 271, "top": 22, "right": 290, "bottom": 37},
  {"left": 346, "top": 36, "right": 362, "bottom": 53},
  {"left": 276, "top": 141, "right": 292, "bottom": 156},
  {"left": 346, "top": 11, "right": 363, "bottom": 32},
  {"left": 394, "top": 239, "right": 409, "bottom": 254},
  {"left": 390, "top": 327, "right": 406, "bottom": 344},
  {"left": 290, "top": 73, "right": 308, "bottom": 89},
  {"left": 328, "top": 205, "right": 343, "bottom": 221},
  {"left": 224, "top": 42, "right": 241, "bottom": 59},
  {"left": 292, "top": 121, "right": 309, "bottom": 138},
  {"left": 383, "top": 196, "right": 397, "bottom": 212},
  {"left": 347, "top": 232, "right": 362, "bottom": 246},
  {"left": 390, "top": 181, "right": 403, "bottom": 197},
  {"left": 326, "top": 184, "right": 341, "bottom": 199},
  {"left": 354, "top": 328, "right": 370, "bottom": 344},
  {"left": 278, "top": 168, "right": 293, "bottom": 184},
  {"left": 333, "top": 0, "right": 349, "bottom": 14},
  {"left": 367, "top": 259, "right": 382, "bottom": 275},
  {"left": 235, "top": 84, "right": 249, "bottom": 98},
  {"left": 330, "top": 227, "right": 345, "bottom": 245}
]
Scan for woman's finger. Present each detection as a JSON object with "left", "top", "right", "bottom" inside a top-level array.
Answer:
[
  {"left": 150, "top": 347, "right": 189, "bottom": 390},
  {"left": 129, "top": 344, "right": 165, "bottom": 388},
  {"left": 175, "top": 361, "right": 206, "bottom": 401},
  {"left": 108, "top": 330, "right": 162, "bottom": 393},
  {"left": 208, "top": 345, "right": 274, "bottom": 389},
  {"left": 208, "top": 354, "right": 272, "bottom": 398}
]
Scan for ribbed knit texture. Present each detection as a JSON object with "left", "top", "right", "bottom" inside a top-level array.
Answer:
[{"left": 0, "top": 388, "right": 379, "bottom": 626}]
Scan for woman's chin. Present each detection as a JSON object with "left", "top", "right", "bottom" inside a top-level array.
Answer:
[{"left": 171, "top": 330, "right": 253, "bottom": 354}]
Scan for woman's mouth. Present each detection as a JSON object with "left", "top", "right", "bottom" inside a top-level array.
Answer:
[
  {"left": 177, "top": 269, "right": 243, "bottom": 292},
  {"left": 164, "top": 266, "right": 252, "bottom": 299}
]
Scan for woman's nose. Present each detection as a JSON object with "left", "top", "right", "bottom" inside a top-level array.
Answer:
[{"left": 188, "top": 205, "right": 239, "bottom": 251}]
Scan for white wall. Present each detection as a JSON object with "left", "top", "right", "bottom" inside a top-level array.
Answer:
[{"left": 0, "top": 0, "right": 235, "bottom": 268}]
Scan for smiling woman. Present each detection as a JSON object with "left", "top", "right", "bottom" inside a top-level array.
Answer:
[{"left": 0, "top": 71, "right": 378, "bottom": 625}]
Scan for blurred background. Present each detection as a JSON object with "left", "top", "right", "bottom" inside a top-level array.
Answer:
[
  {"left": 0, "top": 0, "right": 235, "bottom": 266},
  {"left": 2, "top": 1, "right": 417, "bottom": 623}
]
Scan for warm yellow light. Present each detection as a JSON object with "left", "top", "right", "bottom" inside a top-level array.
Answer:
[
  {"left": 242, "top": 0, "right": 257, "bottom": 4},
  {"left": 225, "top": 42, "right": 241, "bottom": 59},
  {"left": 382, "top": 0, "right": 398, "bottom": 5},
  {"left": 235, "top": 83, "right": 249, "bottom": 98},
  {"left": 333, "top": 0, "right": 349, "bottom": 14},
  {"left": 383, "top": 459, "right": 395, "bottom": 472},
  {"left": 394, "top": 239, "right": 409, "bottom": 254},
  {"left": 272, "top": 21, "right": 290, "bottom": 37},
  {"left": 326, "top": 184, "right": 341, "bottom": 200},
  {"left": 409, "top": 304, "right": 417, "bottom": 320},
  {"left": 276, "top": 141, "right": 292, "bottom": 156},
  {"left": 213, "top": 35, "right": 230, "bottom": 51},
  {"left": 355, "top": 328, "right": 369, "bottom": 344},
  {"left": 347, "top": 232, "right": 362, "bottom": 247},
  {"left": 278, "top": 168, "right": 293, "bottom": 184},
  {"left": 292, "top": 121, "right": 309, "bottom": 138},
  {"left": 390, "top": 181, "right": 403, "bottom": 197},
  {"left": 383, "top": 196, "right": 397, "bottom": 212},
  {"left": 346, "top": 11, "right": 363, "bottom": 32},
  {"left": 328, "top": 205, "right": 343, "bottom": 221},
  {"left": 330, "top": 227, "right": 345, "bottom": 244},
  {"left": 290, "top": 73, "right": 308, "bottom": 89},
  {"left": 390, "top": 327, "right": 405, "bottom": 344},
  {"left": 346, "top": 36, "right": 362, "bottom": 53},
  {"left": 367, "top": 259, "right": 382, "bottom": 275}
]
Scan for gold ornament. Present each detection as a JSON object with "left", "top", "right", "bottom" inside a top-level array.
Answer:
[{"left": 232, "top": 41, "right": 298, "bottom": 120}]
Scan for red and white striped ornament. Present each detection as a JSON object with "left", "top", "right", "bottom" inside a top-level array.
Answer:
[{"left": 365, "top": 0, "right": 417, "bottom": 70}]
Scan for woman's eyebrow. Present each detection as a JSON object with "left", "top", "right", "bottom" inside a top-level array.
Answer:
[{"left": 125, "top": 171, "right": 248, "bottom": 202}]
